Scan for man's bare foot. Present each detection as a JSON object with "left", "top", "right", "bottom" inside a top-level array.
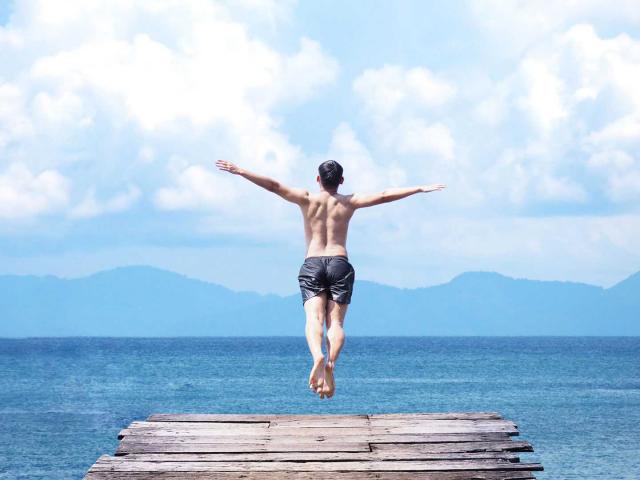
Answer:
[
  {"left": 323, "top": 360, "right": 335, "bottom": 398},
  {"left": 309, "top": 354, "right": 325, "bottom": 391},
  {"left": 315, "top": 377, "right": 326, "bottom": 399}
]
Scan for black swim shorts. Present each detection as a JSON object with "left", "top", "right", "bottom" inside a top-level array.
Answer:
[{"left": 297, "top": 255, "right": 355, "bottom": 305}]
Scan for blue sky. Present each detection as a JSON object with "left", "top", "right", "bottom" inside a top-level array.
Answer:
[{"left": 1, "top": 0, "right": 639, "bottom": 294}]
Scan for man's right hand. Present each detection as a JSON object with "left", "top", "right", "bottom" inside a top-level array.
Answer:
[
  {"left": 215, "top": 159, "right": 243, "bottom": 175},
  {"left": 421, "top": 184, "right": 447, "bottom": 192}
]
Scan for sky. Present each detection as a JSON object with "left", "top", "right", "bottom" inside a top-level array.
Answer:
[{"left": 0, "top": 0, "right": 639, "bottom": 295}]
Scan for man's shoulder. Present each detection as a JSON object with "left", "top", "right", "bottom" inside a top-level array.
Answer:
[{"left": 337, "top": 192, "right": 355, "bottom": 203}]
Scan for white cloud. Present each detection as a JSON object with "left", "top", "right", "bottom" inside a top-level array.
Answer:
[
  {"left": 27, "top": 29, "right": 336, "bottom": 132},
  {"left": 482, "top": 145, "right": 588, "bottom": 205},
  {"left": 0, "top": 163, "right": 70, "bottom": 219},
  {"left": 470, "top": 0, "right": 640, "bottom": 57},
  {"left": 473, "top": 94, "right": 506, "bottom": 127},
  {"left": 154, "top": 165, "right": 239, "bottom": 211},
  {"left": 588, "top": 114, "right": 640, "bottom": 145},
  {"left": 472, "top": 24, "right": 640, "bottom": 206},
  {"left": 70, "top": 185, "right": 141, "bottom": 219},
  {"left": 353, "top": 65, "right": 457, "bottom": 160},
  {"left": 515, "top": 58, "right": 568, "bottom": 134},
  {"left": 0, "top": 0, "right": 337, "bottom": 224},
  {"left": 351, "top": 212, "right": 640, "bottom": 290},
  {"left": 353, "top": 65, "right": 455, "bottom": 119},
  {"left": 31, "top": 90, "right": 92, "bottom": 128},
  {"left": 275, "top": 38, "right": 339, "bottom": 104},
  {"left": 587, "top": 150, "right": 640, "bottom": 202},
  {"left": 326, "top": 122, "right": 388, "bottom": 192},
  {"left": 389, "top": 119, "right": 455, "bottom": 159},
  {"left": 0, "top": 82, "right": 33, "bottom": 148},
  {"left": 222, "top": 0, "right": 296, "bottom": 28},
  {"left": 535, "top": 174, "right": 587, "bottom": 203}
]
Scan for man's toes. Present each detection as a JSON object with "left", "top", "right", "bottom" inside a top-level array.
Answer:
[{"left": 309, "top": 358, "right": 324, "bottom": 389}]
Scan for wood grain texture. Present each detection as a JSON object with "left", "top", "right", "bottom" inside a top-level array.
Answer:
[
  {"left": 148, "top": 413, "right": 501, "bottom": 422},
  {"left": 86, "top": 472, "right": 536, "bottom": 480},
  {"left": 90, "top": 457, "right": 543, "bottom": 472},
  {"left": 118, "top": 432, "right": 512, "bottom": 444},
  {"left": 115, "top": 451, "right": 522, "bottom": 462},
  {"left": 116, "top": 441, "right": 372, "bottom": 455},
  {"left": 119, "top": 423, "right": 519, "bottom": 439},
  {"left": 84, "top": 412, "right": 543, "bottom": 479}
]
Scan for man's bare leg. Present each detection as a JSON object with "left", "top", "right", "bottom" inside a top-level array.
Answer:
[
  {"left": 303, "top": 292, "right": 327, "bottom": 394},
  {"left": 323, "top": 299, "right": 348, "bottom": 398}
]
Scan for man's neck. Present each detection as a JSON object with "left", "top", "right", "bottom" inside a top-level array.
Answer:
[{"left": 320, "top": 186, "right": 339, "bottom": 195}]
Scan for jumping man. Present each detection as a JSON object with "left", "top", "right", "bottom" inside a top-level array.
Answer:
[{"left": 216, "top": 159, "right": 446, "bottom": 399}]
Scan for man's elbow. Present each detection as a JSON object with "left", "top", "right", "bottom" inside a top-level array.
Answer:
[
  {"left": 267, "top": 180, "right": 280, "bottom": 193},
  {"left": 379, "top": 190, "right": 391, "bottom": 203}
]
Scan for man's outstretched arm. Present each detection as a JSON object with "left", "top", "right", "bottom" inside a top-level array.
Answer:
[
  {"left": 349, "top": 184, "right": 446, "bottom": 209},
  {"left": 215, "top": 159, "right": 309, "bottom": 205}
]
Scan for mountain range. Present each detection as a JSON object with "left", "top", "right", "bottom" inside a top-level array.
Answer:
[{"left": 1, "top": 265, "right": 638, "bottom": 336}]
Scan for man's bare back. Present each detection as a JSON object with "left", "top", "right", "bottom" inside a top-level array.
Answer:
[
  {"left": 301, "top": 191, "right": 353, "bottom": 258},
  {"left": 216, "top": 158, "right": 445, "bottom": 399}
]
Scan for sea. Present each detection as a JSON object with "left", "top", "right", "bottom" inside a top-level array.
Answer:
[{"left": 0, "top": 336, "right": 638, "bottom": 479}]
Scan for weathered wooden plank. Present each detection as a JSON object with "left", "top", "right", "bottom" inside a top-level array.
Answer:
[
  {"left": 147, "top": 413, "right": 502, "bottom": 423},
  {"left": 117, "top": 432, "right": 512, "bottom": 450},
  {"left": 148, "top": 414, "right": 275, "bottom": 423},
  {"left": 148, "top": 414, "right": 367, "bottom": 423},
  {"left": 369, "top": 412, "right": 503, "bottom": 420},
  {"left": 116, "top": 442, "right": 372, "bottom": 455},
  {"left": 133, "top": 421, "right": 270, "bottom": 430},
  {"left": 371, "top": 440, "right": 533, "bottom": 453},
  {"left": 118, "top": 451, "right": 520, "bottom": 462},
  {"left": 364, "top": 433, "right": 513, "bottom": 443},
  {"left": 120, "top": 423, "right": 518, "bottom": 438},
  {"left": 116, "top": 439, "right": 530, "bottom": 456},
  {"left": 368, "top": 419, "right": 517, "bottom": 430},
  {"left": 119, "top": 428, "right": 518, "bottom": 440},
  {"left": 118, "top": 440, "right": 531, "bottom": 457},
  {"left": 267, "top": 414, "right": 505, "bottom": 428},
  {"left": 269, "top": 418, "right": 370, "bottom": 428},
  {"left": 135, "top": 418, "right": 517, "bottom": 433},
  {"left": 90, "top": 457, "right": 543, "bottom": 472},
  {"left": 86, "top": 471, "right": 536, "bottom": 480}
]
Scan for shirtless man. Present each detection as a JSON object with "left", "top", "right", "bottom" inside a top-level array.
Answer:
[{"left": 216, "top": 159, "right": 446, "bottom": 399}]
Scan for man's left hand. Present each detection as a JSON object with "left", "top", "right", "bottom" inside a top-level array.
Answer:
[{"left": 215, "top": 160, "right": 243, "bottom": 175}]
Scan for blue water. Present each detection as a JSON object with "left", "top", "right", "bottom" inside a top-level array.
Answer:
[{"left": 0, "top": 337, "right": 638, "bottom": 479}]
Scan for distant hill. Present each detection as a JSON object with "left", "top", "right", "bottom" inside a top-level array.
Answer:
[{"left": 0, "top": 266, "right": 638, "bottom": 336}]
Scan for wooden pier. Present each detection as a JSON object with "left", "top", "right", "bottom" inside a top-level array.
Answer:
[{"left": 85, "top": 412, "right": 543, "bottom": 479}]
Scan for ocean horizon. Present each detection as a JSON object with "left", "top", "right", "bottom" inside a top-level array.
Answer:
[{"left": 1, "top": 336, "right": 639, "bottom": 479}]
